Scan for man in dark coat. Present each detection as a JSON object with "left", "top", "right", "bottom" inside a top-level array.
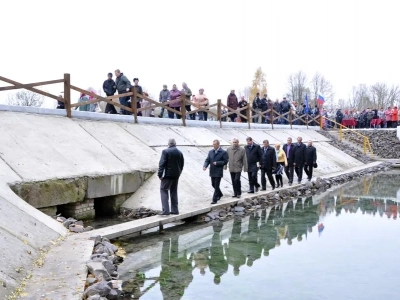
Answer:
[
  {"left": 132, "top": 78, "right": 143, "bottom": 116},
  {"left": 260, "top": 140, "right": 277, "bottom": 190},
  {"left": 283, "top": 137, "right": 296, "bottom": 185},
  {"left": 244, "top": 137, "right": 263, "bottom": 193},
  {"left": 158, "top": 138, "right": 184, "bottom": 215},
  {"left": 335, "top": 108, "right": 344, "bottom": 128},
  {"left": 293, "top": 137, "right": 307, "bottom": 183},
  {"left": 103, "top": 72, "right": 117, "bottom": 114},
  {"left": 203, "top": 140, "right": 229, "bottom": 204},
  {"left": 304, "top": 140, "right": 317, "bottom": 181}
]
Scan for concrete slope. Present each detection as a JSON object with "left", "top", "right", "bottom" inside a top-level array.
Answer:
[{"left": 121, "top": 127, "right": 364, "bottom": 212}]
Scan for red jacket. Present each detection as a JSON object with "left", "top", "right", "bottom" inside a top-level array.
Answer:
[
  {"left": 392, "top": 108, "right": 398, "bottom": 121},
  {"left": 227, "top": 93, "right": 238, "bottom": 110}
]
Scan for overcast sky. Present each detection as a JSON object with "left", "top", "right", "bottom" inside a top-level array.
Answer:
[{"left": 1, "top": 0, "right": 399, "bottom": 108}]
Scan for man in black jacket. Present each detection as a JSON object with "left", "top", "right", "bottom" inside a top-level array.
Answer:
[
  {"left": 158, "top": 138, "right": 184, "bottom": 215},
  {"left": 245, "top": 137, "right": 263, "bottom": 193},
  {"left": 280, "top": 97, "right": 291, "bottom": 124},
  {"left": 204, "top": 140, "right": 229, "bottom": 204},
  {"left": 260, "top": 140, "right": 276, "bottom": 190},
  {"left": 283, "top": 137, "right": 296, "bottom": 185},
  {"left": 103, "top": 73, "right": 117, "bottom": 114},
  {"left": 293, "top": 137, "right": 307, "bottom": 183},
  {"left": 304, "top": 140, "right": 317, "bottom": 181}
]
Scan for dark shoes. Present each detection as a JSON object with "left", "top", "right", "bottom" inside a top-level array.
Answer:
[
  {"left": 211, "top": 201, "right": 217, "bottom": 204},
  {"left": 272, "top": 186, "right": 276, "bottom": 190},
  {"left": 232, "top": 195, "right": 237, "bottom": 198},
  {"left": 255, "top": 187, "right": 259, "bottom": 192},
  {"left": 260, "top": 188, "right": 266, "bottom": 191},
  {"left": 247, "top": 190, "right": 255, "bottom": 194}
]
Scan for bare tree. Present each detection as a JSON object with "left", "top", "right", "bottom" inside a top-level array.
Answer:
[
  {"left": 7, "top": 90, "right": 44, "bottom": 107},
  {"left": 238, "top": 86, "right": 251, "bottom": 100},
  {"left": 310, "top": 72, "right": 334, "bottom": 106},
  {"left": 369, "top": 83, "right": 400, "bottom": 109},
  {"left": 287, "top": 71, "right": 307, "bottom": 103}
]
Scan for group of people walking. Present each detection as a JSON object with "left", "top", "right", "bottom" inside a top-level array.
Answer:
[{"left": 157, "top": 137, "right": 317, "bottom": 215}]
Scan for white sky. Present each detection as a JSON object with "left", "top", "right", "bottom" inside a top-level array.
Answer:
[{"left": 1, "top": 0, "right": 400, "bottom": 108}]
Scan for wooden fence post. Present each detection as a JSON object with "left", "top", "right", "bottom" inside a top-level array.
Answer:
[
  {"left": 247, "top": 105, "right": 251, "bottom": 129},
  {"left": 289, "top": 108, "right": 293, "bottom": 129},
  {"left": 132, "top": 88, "right": 138, "bottom": 123},
  {"left": 64, "top": 73, "right": 71, "bottom": 118},
  {"left": 270, "top": 109, "right": 274, "bottom": 130},
  {"left": 320, "top": 115, "right": 323, "bottom": 129},
  {"left": 217, "top": 99, "right": 222, "bottom": 128},
  {"left": 181, "top": 97, "right": 186, "bottom": 126}
]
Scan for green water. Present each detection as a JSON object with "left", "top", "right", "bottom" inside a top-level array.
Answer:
[{"left": 115, "top": 172, "right": 400, "bottom": 300}]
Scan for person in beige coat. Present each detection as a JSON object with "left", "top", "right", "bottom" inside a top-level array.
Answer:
[{"left": 227, "top": 138, "right": 248, "bottom": 198}]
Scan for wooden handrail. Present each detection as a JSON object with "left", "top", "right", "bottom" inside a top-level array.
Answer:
[{"left": 0, "top": 79, "right": 65, "bottom": 92}]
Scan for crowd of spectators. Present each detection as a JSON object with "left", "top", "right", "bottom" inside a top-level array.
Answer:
[{"left": 59, "top": 70, "right": 399, "bottom": 129}]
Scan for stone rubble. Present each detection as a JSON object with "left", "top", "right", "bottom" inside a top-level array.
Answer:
[
  {"left": 83, "top": 235, "right": 124, "bottom": 299},
  {"left": 318, "top": 130, "right": 375, "bottom": 163},
  {"left": 343, "top": 130, "right": 400, "bottom": 159},
  {"left": 203, "top": 162, "right": 392, "bottom": 223},
  {"left": 55, "top": 215, "right": 94, "bottom": 233},
  {"left": 119, "top": 206, "right": 158, "bottom": 220}
]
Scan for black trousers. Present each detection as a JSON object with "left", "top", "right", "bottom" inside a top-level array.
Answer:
[
  {"left": 284, "top": 164, "right": 294, "bottom": 183},
  {"left": 275, "top": 162, "right": 285, "bottom": 186},
  {"left": 304, "top": 164, "right": 314, "bottom": 180},
  {"left": 160, "top": 178, "right": 179, "bottom": 214},
  {"left": 105, "top": 94, "right": 117, "bottom": 114},
  {"left": 248, "top": 171, "right": 260, "bottom": 191},
  {"left": 230, "top": 172, "right": 241, "bottom": 196},
  {"left": 261, "top": 169, "right": 275, "bottom": 189},
  {"left": 211, "top": 177, "right": 223, "bottom": 201},
  {"left": 229, "top": 113, "right": 236, "bottom": 122},
  {"left": 185, "top": 105, "right": 194, "bottom": 120},
  {"left": 168, "top": 107, "right": 181, "bottom": 119},
  {"left": 294, "top": 164, "right": 304, "bottom": 182}
]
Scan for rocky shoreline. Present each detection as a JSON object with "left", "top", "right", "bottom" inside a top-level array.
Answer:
[{"left": 203, "top": 162, "right": 393, "bottom": 222}]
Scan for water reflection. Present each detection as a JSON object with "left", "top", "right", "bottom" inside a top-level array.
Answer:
[{"left": 117, "top": 173, "right": 400, "bottom": 299}]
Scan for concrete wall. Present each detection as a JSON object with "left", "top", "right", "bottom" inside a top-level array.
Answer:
[{"left": 0, "top": 110, "right": 363, "bottom": 297}]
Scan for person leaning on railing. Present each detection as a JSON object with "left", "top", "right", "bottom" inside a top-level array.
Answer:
[
  {"left": 103, "top": 72, "right": 117, "bottom": 114},
  {"left": 114, "top": 69, "right": 131, "bottom": 115},
  {"left": 193, "top": 88, "right": 209, "bottom": 121},
  {"left": 168, "top": 84, "right": 182, "bottom": 119},
  {"left": 238, "top": 96, "right": 248, "bottom": 122},
  {"left": 158, "top": 85, "right": 170, "bottom": 118}
]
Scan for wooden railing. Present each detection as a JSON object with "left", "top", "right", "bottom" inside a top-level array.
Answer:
[{"left": 0, "top": 73, "right": 324, "bottom": 129}]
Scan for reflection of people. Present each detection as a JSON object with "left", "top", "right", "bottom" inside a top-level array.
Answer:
[
  {"left": 226, "top": 218, "right": 246, "bottom": 276},
  {"left": 209, "top": 224, "right": 228, "bottom": 284},
  {"left": 203, "top": 140, "right": 229, "bottom": 204},
  {"left": 158, "top": 139, "right": 184, "bottom": 215},
  {"left": 159, "top": 237, "right": 194, "bottom": 300},
  {"left": 194, "top": 248, "right": 209, "bottom": 275}
]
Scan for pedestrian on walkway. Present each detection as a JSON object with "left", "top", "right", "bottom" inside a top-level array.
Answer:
[
  {"left": 103, "top": 72, "right": 117, "bottom": 114},
  {"left": 283, "top": 137, "right": 296, "bottom": 185},
  {"left": 158, "top": 138, "right": 184, "bottom": 216},
  {"left": 203, "top": 140, "right": 229, "bottom": 204},
  {"left": 293, "top": 137, "right": 306, "bottom": 183},
  {"left": 114, "top": 69, "right": 131, "bottom": 115},
  {"left": 169, "top": 84, "right": 182, "bottom": 119},
  {"left": 260, "top": 140, "right": 276, "bottom": 190},
  {"left": 159, "top": 84, "right": 170, "bottom": 118},
  {"left": 227, "top": 138, "right": 248, "bottom": 198},
  {"left": 274, "top": 143, "right": 287, "bottom": 188},
  {"left": 227, "top": 90, "right": 238, "bottom": 122},
  {"left": 244, "top": 137, "right": 262, "bottom": 193},
  {"left": 182, "top": 82, "right": 193, "bottom": 120},
  {"left": 304, "top": 140, "right": 317, "bottom": 181}
]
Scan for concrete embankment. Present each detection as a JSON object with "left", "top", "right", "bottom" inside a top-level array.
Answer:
[{"left": 0, "top": 109, "right": 376, "bottom": 299}]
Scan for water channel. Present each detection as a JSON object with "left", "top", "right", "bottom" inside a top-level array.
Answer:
[{"left": 112, "top": 171, "right": 400, "bottom": 300}]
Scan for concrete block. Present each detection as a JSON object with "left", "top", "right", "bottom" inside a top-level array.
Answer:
[
  {"left": 10, "top": 178, "right": 87, "bottom": 209},
  {"left": 38, "top": 206, "right": 57, "bottom": 217},
  {"left": 86, "top": 172, "right": 149, "bottom": 198}
]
